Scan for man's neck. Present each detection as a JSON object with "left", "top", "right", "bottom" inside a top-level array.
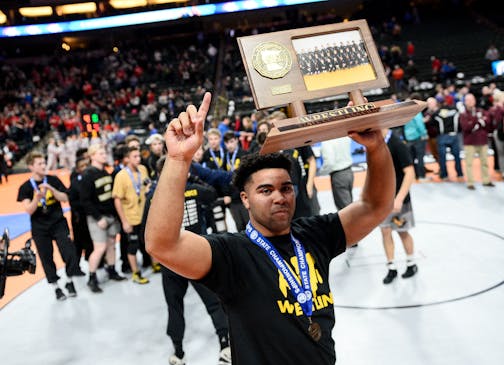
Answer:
[
  {"left": 127, "top": 164, "right": 138, "bottom": 172},
  {"left": 92, "top": 161, "right": 103, "bottom": 170},
  {"left": 31, "top": 172, "right": 44, "bottom": 181}
]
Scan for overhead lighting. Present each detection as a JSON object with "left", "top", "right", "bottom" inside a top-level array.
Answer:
[
  {"left": 19, "top": 6, "right": 53, "bottom": 18},
  {"left": 148, "top": 0, "right": 189, "bottom": 4},
  {"left": 109, "top": 0, "right": 147, "bottom": 9},
  {"left": 62, "top": 42, "right": 71, "bottom": 51},
  {"left": 0, "top": 11, "right": 6, "bottom": 25},
  {"left": 56, "top": 3, "right": 97, "bottom": 16}
]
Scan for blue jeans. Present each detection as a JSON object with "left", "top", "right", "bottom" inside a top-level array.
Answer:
[{"left": 437, "top": 134, "right": 463, "bottom": 178}]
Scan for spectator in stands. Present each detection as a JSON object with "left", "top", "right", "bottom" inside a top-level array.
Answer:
[
  {"left": 484, "top": 44, "right": 500, "bottom": 67},
  {"left": 459, "top": 93, "right": 494, "bottom": 190}
]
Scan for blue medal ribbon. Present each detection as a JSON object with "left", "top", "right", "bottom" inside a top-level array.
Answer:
[
  {"left": 30, "top": 176, "right": 47, "bottom": 209},
  {"left": 226, "top": 148, "right": 238, "bottom": 172},
  {"left": 245, "top": 221, "right": 313, "bottom": 318},
  {"left": 209, "top": 147, "right": 224, "bottom": 169},
  {"left": 384, "top": 129, "right": 393, "bottom": 144},
  {"left": 125, "top": 167, "right": 142, "bottom": 198}
]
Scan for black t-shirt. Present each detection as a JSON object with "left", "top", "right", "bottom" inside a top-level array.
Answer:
[
  {"left": 80, "top": 166, "right": 116, "bottom": 220},
  {"left": 17, "top": 175, "right": 67, "bottom": 232},
  {"left": 200, "top": 213, "right": 347, "bottom": 365},
  {"left": 387, "top": 134, "right": 413, "bottom": 203}
]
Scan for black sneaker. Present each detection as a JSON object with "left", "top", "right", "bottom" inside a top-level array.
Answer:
[
  {"left": 73, "top": 269, "right": 86, "bottom": 277},
  {"left": 55, "top": 288, "right": 67, "bottom": 301},
  {"left": 383, "top": 269, "right": 398, "bottom": 284},
  {"left": 108, "top": 270, "right": 127, "bottom": 281},
  {"left": 87, "top": 278, "right": 103, "bottom": 293},
  {"left": 65, "top": 282, "right": 77, "bottom": 297},
  {"left": 402, "top": 264, "right": 418, "bottom": 279}
]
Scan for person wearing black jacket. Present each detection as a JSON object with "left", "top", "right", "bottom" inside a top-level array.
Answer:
[
  {"left": 80, "top": 144, "right": 125, "bottom": 293},
  {"left": 147, "top": 156, "right": 231, "bottom": 365}
]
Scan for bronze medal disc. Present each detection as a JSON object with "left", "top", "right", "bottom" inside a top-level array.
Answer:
[{"left": 308, "top": 321, "right": 322, "bottom": 342}]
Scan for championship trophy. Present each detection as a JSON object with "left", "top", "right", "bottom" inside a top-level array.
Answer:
[{"left": 237, "top": 20, "right": 426, "bottom": 154}]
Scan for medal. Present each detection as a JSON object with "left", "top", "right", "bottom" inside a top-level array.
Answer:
[
  {"left": 308, "top": 317, "right": 321, "bottom": 342},
  {"left": 42, "top": 205, "right": 48, "bottom": 214}
]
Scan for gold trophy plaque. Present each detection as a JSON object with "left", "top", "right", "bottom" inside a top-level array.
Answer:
[{"left": 237, "top": 20, "right": 426, "bottom": 154}]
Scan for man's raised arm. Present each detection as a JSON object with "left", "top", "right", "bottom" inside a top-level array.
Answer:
[
  {"left": 145, "top": 92, "right": 213, "bottom": 280},
  {"left": 338, "top": 130, "right": 395, "bottom": 245}
]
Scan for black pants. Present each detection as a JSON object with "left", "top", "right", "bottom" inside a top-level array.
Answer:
[
  {"left": 71, "top": 211, "right": 93, "bottom": 261},
  {"left": 161, "top": 266, "right": 228, "bottom": 343},
  {"left": 32, "top": 219, "right": 80, "bottom": 283}
]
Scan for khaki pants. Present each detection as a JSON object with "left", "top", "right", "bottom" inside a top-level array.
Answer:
[{"left": 464, "top": 144, "right": 489, "bottom": 185}]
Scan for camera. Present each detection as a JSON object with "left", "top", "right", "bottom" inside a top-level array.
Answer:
[{"left": 0, "top": 228, "right": 37, "bottom": 299}]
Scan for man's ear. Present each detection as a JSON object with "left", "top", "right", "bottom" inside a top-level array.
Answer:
[{"left": 240, "top": 191, "right": 250, "bottom": 209}]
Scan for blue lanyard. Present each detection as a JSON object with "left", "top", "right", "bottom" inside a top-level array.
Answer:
[
  {"left": 226, "top": 148, "right": 238, "bottom": 172},
  {"left": 209, "top": 147, "right": 224, "bottom": 168},
  {"left": 30, "top": 176, "right": 48, "bottom": 208},
  {"left": 125, "top": 167, "right": 141, "bottom": 197},
  {"left": 245, "top": 221, "right": 313, "bottom": 318},
  {"left": 384, "top": 130, "right": 392, "bottom": 144}
]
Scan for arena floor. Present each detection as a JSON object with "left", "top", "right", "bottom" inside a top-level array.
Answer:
[{"left": 1, "top": 164, "right": 503, "bottom": 365}]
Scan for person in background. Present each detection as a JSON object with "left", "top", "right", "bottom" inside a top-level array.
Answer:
[
  {"left": 17, "top": 151, "right": 80, "bottom": 300},
  {"left": 459, "top": 93, "right": 495, "bottom": 190},
  {"left": 81, "top": 144, "right": 126, "bottom": 293},
  {"left": 403, "top": 93, "right": 428, "bottom": 181},
  {"left": 380, "top": 128, "right": 418, "bottom": 284}
]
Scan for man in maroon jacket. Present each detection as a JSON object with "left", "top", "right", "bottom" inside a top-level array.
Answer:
[{"left": 459, "top": 93, "right": 495, "bottom": 190}]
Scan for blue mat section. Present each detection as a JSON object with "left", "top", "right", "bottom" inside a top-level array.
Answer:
[
  {"left": 0, "top": 213, "right": 31, "bottom": 240},
  {"left": 0, "top": 207, "right": 70, "bottom": 240}
]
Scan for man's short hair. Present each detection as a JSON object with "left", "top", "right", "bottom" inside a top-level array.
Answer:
[
  {"left": 233, "top": 153, "right": 292, "bottom": 192},
  {"left": 145, "top": 133, "right": 164, "bottom": 145},
  {"left": 88, "top": 144, "right": 105, "bottom": 157},
  {"left": 125, "top": 135, "right": 140, "bottom": 145},
  {"left": 207, "top": 128, "right": 221, "bottom": 138},
  {"left": 25, "top": 151, "right": 45, "bottom": 166},
  {"left": 223, "top": 131, "right": 237, "bottom": 143}
]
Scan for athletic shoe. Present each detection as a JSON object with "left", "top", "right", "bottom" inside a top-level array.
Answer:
[
  {"left": 73, "top": 268, "right": 86, "bottom": 277},
  {"left": 483, "top": 182, "right": 495, "bottom": 187},
  {"left": 55, "top": 288, "right": 67, "bottom": 301},
  {"left": 65, "top": 282, "right": 77, "bottom": 297},
  {"left": 87, "top": 278, "right": 103, "bottom": 293},
  {"left": 218, "top": 346, "right": 232, "bottom": 365},
  {"left": 132, "top": 271, "right": 149, "bottom": 284},
  {"left": 108, "top": 269, "right": 127, "bottom": 281},
  {"left": 152, "top": 262, "right": 162, "bottom": 273},
  {"left": 402, "top": 264, "right": 418, "bottom": 279},
  {"left": 467, "top": 185, "right": 476, "bottom": 190},
  {"left": 168, "top": 354, "right": 186, "bottom": 365},
  {"left": 382, "top": 269, "right": 398, "bottom": 284}
]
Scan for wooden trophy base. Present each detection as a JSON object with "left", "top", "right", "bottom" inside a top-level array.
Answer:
[{"left": 260, "top": 99, "right": 427, "bottom": 154}]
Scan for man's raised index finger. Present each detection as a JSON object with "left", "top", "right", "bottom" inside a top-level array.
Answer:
[{"left": 197, "top": 92, "right": 212, "bottom": 119}]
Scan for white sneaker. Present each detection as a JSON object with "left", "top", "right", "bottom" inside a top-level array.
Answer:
[
  {"left": 169, "top": 354, "right": 186, "bottom": 365},
  {"left": 218, "top": 347, "right": 232, "bottom": 364}
]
